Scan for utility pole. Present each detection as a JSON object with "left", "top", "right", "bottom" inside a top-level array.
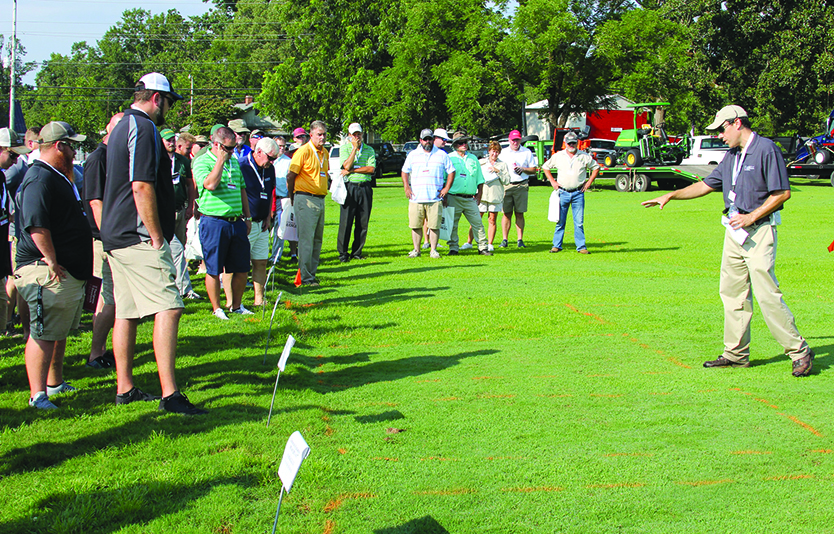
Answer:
[
  {"left": 189, "top": 74, "right": 193, "bottom": 118},
  {"left": 8, "top": 0, "right": 18, "bottom": 131}
]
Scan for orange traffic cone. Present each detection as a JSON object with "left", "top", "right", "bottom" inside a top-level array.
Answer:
[{"left": 294, "top": 269, "right": 302, "bottom": 287}]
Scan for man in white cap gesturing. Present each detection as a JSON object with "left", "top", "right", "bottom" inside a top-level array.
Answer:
[
  {"left": 642, "top": 105, "right": 814, "bottom": 377},
  {"left": 337, "top": 122, "right": 376, "bottom": 262}
]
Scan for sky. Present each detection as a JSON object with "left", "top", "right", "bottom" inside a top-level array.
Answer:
[{"left": 1, "top": 0, "right": 212, "bottom": 84}]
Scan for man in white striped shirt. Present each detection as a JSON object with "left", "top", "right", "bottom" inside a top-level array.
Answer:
[{"left": 401, "top": 128, "right": 455, "bottom": 258}]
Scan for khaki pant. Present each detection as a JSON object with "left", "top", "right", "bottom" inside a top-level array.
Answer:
[
  {"left": 294, "top": 194, "right": 325, "bottom": 284},
  {"left": 719, "top": 223, "right": 808, "bottom": 362},
  {"left": 447, "top": 195, "right": 487, "bottom": 252}
]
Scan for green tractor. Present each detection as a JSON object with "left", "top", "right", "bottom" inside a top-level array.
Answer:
[{"left": 604, "top": 102, "right": 689, "bottom": 168}]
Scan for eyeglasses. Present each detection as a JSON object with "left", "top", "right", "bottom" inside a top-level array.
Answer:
[
  {"left": 58, "top": 140, "right": 77, "bottom": 152},
  {"left": 2, "top": 149, "right": 19, "bottom": 159},
  {"left": 720, "top": 119, "right": 736, "bottom": 133}
]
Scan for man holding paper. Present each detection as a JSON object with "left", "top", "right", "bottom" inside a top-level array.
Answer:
[{"left": 642, "top": 105, "right": 813, "bottom": 377}]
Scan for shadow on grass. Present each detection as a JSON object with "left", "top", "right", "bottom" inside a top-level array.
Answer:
[
  {"left": 0, "top": 400, "right": 278, "bottom": 478},
  {"left": 374, "top": 515, "right": 450, "bottom": 534},
  {"left": 748, "top": 343, "right": 831, "bottom": 375},
  {"left": 294, "top": 349, "right": 499, "bottom": 393},
  {"left": 0, "top": 475, "right": 255, "bottom": 534},
  {"left": 355, "top": 410, "right": 404, "bottom": 424}
]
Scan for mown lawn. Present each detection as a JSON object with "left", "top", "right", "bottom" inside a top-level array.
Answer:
[{"left": 1, "top": 176, "right": 833, "bottom": 533}]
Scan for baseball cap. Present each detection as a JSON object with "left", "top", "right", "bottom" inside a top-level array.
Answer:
[
  {"left": 420, "top": 128, "right": 433, "bottom": 140},
  {"left": 0, "top": 128, "right": 32, "bottom": 155},
  {"left": 292, "top": 127, "right": 309, "bottom": 137},
  {"left": 136, "top": 72, "right": 183, "bottom": 101},
  {"left": 508, "top": 130, "right": 522, "bottom": 140},
  {"left": 39, "top": 121, "right": 86, "bottom": 144},
  {"left": 433, "top": 128, "right": 451, "bottom": 141},
  {"left": 564, "top": 132, "right": 578, "bottom": 144},
  {"left": 194, "top": 135, "right": 209, "bottom": 145},
  {"left": 348, "top": 122, "right": 362, "bottom": 134},
  {"left": 159, "top": 128, "right": 176, "bottom": 140},
  {"left": 228, "top": 119, "right": 250, "bottom": 134},
  {"left": 250, "top": 129, "right": 266, "bottom": 138},
  {"left": 706, "top": 105, "right": 748, "bottom": 131},
  {"left": 210, "top": 124, "right": 224, "bottom": 135}
]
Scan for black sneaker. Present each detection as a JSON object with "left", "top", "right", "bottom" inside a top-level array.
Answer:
[
  {"left": 116, "top": 387, "right": 161, "bottom": 405},
  {"left": 448, "top": 250, "right": 459, "bottom": 256},
  {"left": 159, "top": 391, "right": 208, "bottom": 415},
  {"left": 87, "top": 351, "right": 116, "bottom": 369},
  {"left": 517, "top": 240, "right": 526, "bottom": 248},
  {"left": 499, "top": 239, "right": 508, "bottom": 248},
  {"left": 703, "top": 356, "right": 750, "bottom": 368}
]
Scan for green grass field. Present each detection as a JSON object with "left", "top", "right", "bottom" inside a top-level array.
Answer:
[{"left": 2, "top": 176, "right": 834, "bottom": 533}]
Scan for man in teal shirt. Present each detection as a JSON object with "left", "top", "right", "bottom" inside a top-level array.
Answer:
[
  {"left": 447, "top": 132, "right": 491, "bottom": 256},
  {"left": 337, "top": 123, "right": 377, "bottom": 262}
]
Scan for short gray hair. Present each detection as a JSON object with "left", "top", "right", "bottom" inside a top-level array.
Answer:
[
  {"left": 256, "top": 137, "right": 279, "bottom": 156},
  {"left": 310, "top": 120, "right": 327, "bottom": 133}
]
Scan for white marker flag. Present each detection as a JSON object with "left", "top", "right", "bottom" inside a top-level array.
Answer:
[
  {"left": 278, "top": 431, "right": 310, "bottom": 493},
  {"left": 278, "top": 335, "right": 295, "bottom": 372}
]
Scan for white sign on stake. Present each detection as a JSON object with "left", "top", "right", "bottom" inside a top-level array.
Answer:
[
  {"left": 278, "top": 431, "right": 311, "bottom": 493},
  {"left": 278, "top": 335, "right": 295, "bottom": 372}
]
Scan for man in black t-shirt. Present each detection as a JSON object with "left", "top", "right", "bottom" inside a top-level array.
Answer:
[
  {"left": 103, "top": 72, "right": 207, "bottom": 416},
  {"left": 14, "top": 121, "right": 92, "bottom": 410},
  {"left": 82, "top": 112, "right": 122, "bottom": 370}
]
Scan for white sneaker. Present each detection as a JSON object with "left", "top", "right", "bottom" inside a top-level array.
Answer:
[
  {"left": 29, "top": 391, "right": 57, "bottom": 410},
  {"left": 421, "top": 242, "right": 430, "bottom": 249},
  {"left": 213, "top": 308, "right": 229, "bottom": 320},
  {"left": 230, "top": 305, "right": 255, "bottom": 315},
  {"left": 461, "top": 243, "right": 473, "bottom": 250},
  {"left": 46, "top": 381, "right": 76, "bottom": 396},
  {"left": 487, "top": 244, "right": 495, "bottom": 252},
  {"left": 430, "top": 250, "right": 441, "bottom": 259},
  {"left": 408, "top": 249, "right": 421, "bottom": 258}
]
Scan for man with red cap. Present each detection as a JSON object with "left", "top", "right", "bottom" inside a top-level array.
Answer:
[{"left": 499, "top": 129, "right": 537, "bottom": 248}]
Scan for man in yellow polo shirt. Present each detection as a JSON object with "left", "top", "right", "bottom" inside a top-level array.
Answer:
[{"left": 287, "top": 121, "right": 329, "bottom": 287}]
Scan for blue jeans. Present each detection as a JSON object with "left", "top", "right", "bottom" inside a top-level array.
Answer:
[{"left": 552, "top": 189, "right": 585, "bottom": 251}]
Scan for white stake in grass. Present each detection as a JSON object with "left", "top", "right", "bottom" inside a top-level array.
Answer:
[
  {"left": 262, "top": 291, "right": 283, "bottom": 365},
  {"left": 267, "top": 334, "right": 295, "bottom": 427},
  {"left": 272, "top": 431, "right": 310, "bottom": 533}
]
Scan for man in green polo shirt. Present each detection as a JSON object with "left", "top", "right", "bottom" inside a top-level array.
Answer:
[
  {"left": 337, "top": 122, "right": 377, "bottom": 262},
  {"left": 192, "top": 126, "right": 253, "bottom": 319},
  {"left": 446, "top": 132, "right": 491, "bottom": 256}
]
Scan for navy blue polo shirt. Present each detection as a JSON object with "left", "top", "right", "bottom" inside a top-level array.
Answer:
[
  {"left": 239, "top": 152, "right": 275, "bottom": 222},
  {"left": 703, "top": 133, "right": 790, "bottom": 213}
]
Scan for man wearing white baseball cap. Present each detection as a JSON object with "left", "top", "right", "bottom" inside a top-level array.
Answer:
[
  {"left": 643, "top": 104, "right": 814, "bottom": 377},
  {"left": 102, "top": 72, "right": 207, "bottom": 414},
  {"left": 337, "top": 122, "right": 377, "bottom": 262}
]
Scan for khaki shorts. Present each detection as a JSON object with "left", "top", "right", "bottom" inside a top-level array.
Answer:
[
  {"left": 408, "top": 201, "right": 443, "bottom": 230},
  {"left": 479, "top": 201, "right": 501, "bottom": 213},
  {"left": 15, "top": 262, "right": 85, "bottom": 341},
  {"left": 107, "top": 241, "right": 184, "bottom": 320},
  {"left": 93, "top": 239, "right": 115, "bottom": 306},
  {"left": 502, "top": 182, "right": 529, "bottom": 214},
  {"left": 248, "top": 223, "right": 270, "bottom": 261}
]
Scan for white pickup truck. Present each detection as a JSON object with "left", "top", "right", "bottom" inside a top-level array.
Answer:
[{"left": 680, "top": 135, "right": 729, "bottom": 165}]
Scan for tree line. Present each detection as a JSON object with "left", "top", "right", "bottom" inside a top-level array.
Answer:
[{"left": 3, "top": 0, "right": 833, "bottom": 145}]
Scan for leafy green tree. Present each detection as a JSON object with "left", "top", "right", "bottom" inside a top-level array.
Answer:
[
  {"left": 500, "top": 0, "right": 629, "bottom": 130},
  {"left": 596, "top": 8, "right": 719, "bottom": 132}
]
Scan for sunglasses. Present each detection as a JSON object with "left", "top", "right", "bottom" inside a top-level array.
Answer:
[
  {"left": 566, "top": 141, "right": 578, "bottom": 146},
  {"left": 58, "top": 140, "right": 78, "bottom": 152},
  {"left": 276, "top": 145, "right": 286, "bottom": 150},
  {"left": 218, "top": 142, "right": 235, "bottom": 153},
  {"left": 421, "top": 137, "right": 433, "bottom": 141},
  {"left": 720, "top": 119, "right": 736, "bottom": 133},
  {"left": 266, "top": 154, "right": 278, "bottom": 162},
  {"left": 3, "top": 149, "right": 20, "bottom": 159}
]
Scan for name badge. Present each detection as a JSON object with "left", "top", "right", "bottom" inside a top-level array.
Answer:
[
  {"left": 460, "top": 173, "right": 467, "bottom": 178},
  {"left": 260, "top": 192, "right": 268, "bottom": 200},
  {"left": 228, "top": 183, "right": 237, "bottom": 190},
  {"left": 320, "top": 172, "right": 327, "bottom": 178},
  {"left": 728, "top": 191, "right": 736, "bottom": 202},
  {"left": 172, "top": 172, "right": 180, "bottom": 185}
]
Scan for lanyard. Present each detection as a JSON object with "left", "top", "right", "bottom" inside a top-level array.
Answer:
[
  {"left": 731, "top": 132, "right": 755, "bottom": 189},
  {"left": 248, "top": 154, "right": 265, "bottom": 189},
  {"left": 39, "top": 160, "right": 81, "bottom": 202},
  {"left": 311, "top": 145, "right": 324, "bottom": 173}
]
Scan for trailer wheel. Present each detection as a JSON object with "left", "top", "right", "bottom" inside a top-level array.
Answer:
[
  {"left": 634, "top": 173, "right": 650, "bottom": 192},
  {"left": 829, "top": 173, "right": 834, "bottom": 187},
  {"left": 815, "top": 150, "right": 831, "bottom": 165},
  {"left": 615, "top": 174, "right": 630, "bottom": 192},
  {"left": 603, "top": 154, "right": 617, "bottom": 168},
  {"left": 625, "top": 149, "right": 643, "bottom": 168}
]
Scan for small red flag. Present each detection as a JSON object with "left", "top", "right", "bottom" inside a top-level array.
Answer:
[
  {"left": 828, "top": 239, "right": 834, "bottom": 253},
  {"left": 294, "top": 269, "right": 302, "bottom": 287}
]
